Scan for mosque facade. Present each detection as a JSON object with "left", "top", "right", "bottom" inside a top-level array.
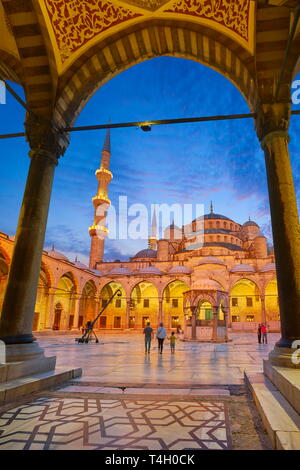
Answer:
[{"left": 0, "top": 132, "right": 279, "bottom": 333}]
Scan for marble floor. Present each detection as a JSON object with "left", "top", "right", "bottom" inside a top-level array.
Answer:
[
  {"left": 0, "top": 396, "right": 232, "bottom": 450},
  {"left": 0, "top": 332, "right": 276, "bottom": 450},
  {"left": 36, "top": 331, "right": 280, "bottom": 386}
]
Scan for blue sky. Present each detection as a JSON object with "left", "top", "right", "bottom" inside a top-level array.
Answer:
[{"left": 1, "top": 57, "right": 300, "bottom": 264}]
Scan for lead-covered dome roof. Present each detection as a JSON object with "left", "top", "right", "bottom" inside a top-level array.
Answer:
[{"left": 132, "top": 249, "right": 157, "bottom": 259}]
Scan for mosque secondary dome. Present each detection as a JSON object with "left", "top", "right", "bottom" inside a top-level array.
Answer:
[
  {"left": 168, "top": 265, "right": 192, "bottom": 274},
  {"left": 230, "top": 264, "right": 256, "bottom": 273},
  {"left": 132, "top": 248, "right": 157, "bottom": 259},
  {"left": 47, "top": 246, "right": 69, "bottom": 262},
  {"left": 109, "top": 266, "right": 132, "bottom": 276},
  {"left": 138, "top": 266, "right": 162, "bottom": 275},
  {"left": 198, "top": 256, "right": 225, "bottom": 266},
  {"left": 243, "top": 219, "right": 259, "bottom": 227},
  {"left": 194, "top": 279, "right": 222, "bottom": 290},
  {"left": 260, "top": 263, "right": 276, "bottom": 272}
]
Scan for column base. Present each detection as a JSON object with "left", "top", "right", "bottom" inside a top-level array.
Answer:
[
  {"left": 1, "top": 342, "right": 56, "bottom": 382},
  {"left": 0, "top": 334, "right": 36, "bottom": 344},
  {"left": 268, "top": 346, "right": 300, "bottom": 368}
]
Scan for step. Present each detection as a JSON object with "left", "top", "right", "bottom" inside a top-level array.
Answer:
[
  {"left": 245, "top": 371, "right": 300, "bottom": 450},
  {"left": 264, "top": 360, "right": 300, "bottom": 416},
  {"left": 0, "top": 367, "right": 82, "bottom": 403}
]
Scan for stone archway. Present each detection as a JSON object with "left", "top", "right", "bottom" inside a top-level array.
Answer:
[
  {"left": 130, "top": 280, "right": 159, "bottom": 329},
  {"left": 78, "top": 280, "right": 98, "bottom": 329},
  {"left": 52, "top": 272, "right": 77, "bottom": 330},
  {"left": 0, "top": 1, "right": 300, "bottom": 368},
  {"left": 99, "top": 281, "right": 126, "bottom": 329},
  {"left": 230, "top": 278, "right": 261, "bottom": 326},
  {"left": 162, "top": 279, "right": 190, "bottom": 330}
]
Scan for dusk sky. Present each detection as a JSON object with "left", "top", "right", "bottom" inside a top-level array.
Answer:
[{"left": 1, "top": 57, "right": 300, "bottom": 265}]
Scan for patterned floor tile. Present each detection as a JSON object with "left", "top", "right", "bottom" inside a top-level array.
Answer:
[{"left": 0, "top": 397, "right": 232, "bottom": 450}]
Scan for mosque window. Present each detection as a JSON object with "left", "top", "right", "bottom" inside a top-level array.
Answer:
[
  {"left": 115, "top": 298, "right": 121, "bottom": 308},
  {"left": 172, "top": 299, "right": 179, "bottom": 308},
  {"left": 143, "top": 299, "right": 150, "bottom": 308},
  {"left": 246, "top": 297, "right": 253, "bottom": 307},
  {"left": 232, "top": 315, "right": 240, "bottom": 322},
  {"left": 114, "top": 316, "right": 121, "bottom": 328},
  {"left": 102, "top": 299, "right": 108, "bottom": 308},
  {"left": 232, "top": 298, "right": 238, "bottom": 306},
  {"left": 246, "top": 315, "right": 255, "bottom": 322}
]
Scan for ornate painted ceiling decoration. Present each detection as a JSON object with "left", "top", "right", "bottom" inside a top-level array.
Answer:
[
  {"left": 164, "top": 0, "right": 251, "bottom": 41},
  {"left": 121, "top": 0, "right": 170, "bottom": 11},
  {"left": 44, "top": 0, "right": 142, "bottom": 62},
  {"left": 40, "top": 0, "right": 254, "bottom": 75}
]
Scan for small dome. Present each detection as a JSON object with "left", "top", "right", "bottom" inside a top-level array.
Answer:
[
  {"left": 230, "top": 264, "right": 255, "bottom": 273},
  {"left": 260, "top": 263, "right": 276, "bottom": 273},
  {"left": 194, "top": 279, "right": 222, "bottom": 290},
  {"left": 109, "top": 266, "right": 132, "bottom": 276},
  {"left": 198, "top": 256, "right": 225, "bottom": 266},
  {"left": 243, "top": 219, "right": 259, "bottom": 228},
  {"left": 48, "top": 247, "right": 69, "bottom": 262},
  {"left": 74, "top": 259, "right": 88, "bottom": 269},
  {"left": 89, "top": 268, "right": 104, "bottom": 276},
  {"left": 168, "top": 265, "right": 192, "bottom": 274},
  {"left": 138, "top": 266, "right": 162, "bottom": 275},
  {"left": 133, "top": 249, "right": 157, "bottom": 259}
]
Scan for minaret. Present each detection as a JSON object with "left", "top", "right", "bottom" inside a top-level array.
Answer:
[
  {"left": 89, "top": 129, "right": 113, "bottom": 269},
  {"left": 210, "top": 201, "right": 214, "bottom": 214},
  {"left": 148, "top": 207, "right": 157, "bottom": 250}
]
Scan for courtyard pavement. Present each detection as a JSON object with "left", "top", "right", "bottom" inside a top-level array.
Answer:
[
  {"left": 0, "top": 332, "right": 277, "bottom": 450},
  {"left": 37, "top": 331, "right": 280, "bottom": 385}
]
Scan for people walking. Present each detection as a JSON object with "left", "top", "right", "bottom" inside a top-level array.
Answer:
[
  {"left": 168, "top": 331, "right": 177, "bottom": 354},
  {"left": 261, "top": 323, "right": 268, "bottom": 344},
  {"left": 143, "top": 321, "right": 153, "bottom": 354},
  {"left": 257, "top": 323, "right": 262, "bottom": 344},
  {"left": 156, "top": 322, "right": 167, "bottom": 354}
]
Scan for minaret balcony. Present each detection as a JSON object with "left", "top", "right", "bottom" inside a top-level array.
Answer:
[
  {"left": 88, "top": 225, "right": 109, "bottom": 237},
  {"left": 95, "top": 168, "right": 113, "bottom": 181},
  {"left": 92, "top": 195, "right": 111, "bottom": 206}
]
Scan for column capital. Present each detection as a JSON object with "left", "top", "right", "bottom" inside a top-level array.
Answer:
[
  {"left": 255, "top": 102, "right": 290, "bottom": 147},
  {"left": 25, "top": 116, "right": 70, "bottom": 161}
]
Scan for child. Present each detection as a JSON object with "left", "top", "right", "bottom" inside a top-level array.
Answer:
[{"left": 168, "top": 331, "right": 177, "bottom": 354}]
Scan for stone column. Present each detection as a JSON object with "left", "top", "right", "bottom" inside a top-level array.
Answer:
[
  {"left": 191, "top": 306, "right": 197, "bottom": 341},
  {"left": 45, "top": 288, "right": 55, "bottom": 329},
  {"left": 158, "top": 298, "right": 163, "bottom": 327},
  {"left": 211, "top": 306, "right": 219, "bottom": 342},
  {"left": 256, "top": 102, "right": 300, "bottom": 366},
  {"left": 260, "top": 294, "right": 266, "bottom": 324},
  {"left": 126, "top": 298, "right": 131, "bottom": 328},
  {"left": 223, "top": 307, "right": 229, "bottom": 342},
  {"left": 72, "top": 295, "right": 81, "bottom": 330},
  {"left": 0, "top": 121, "right": 68, "bottom": 366}
]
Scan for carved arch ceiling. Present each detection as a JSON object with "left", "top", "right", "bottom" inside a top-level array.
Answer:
[{"left": 39, "top": 0, "right": 255, "bottom": 74}]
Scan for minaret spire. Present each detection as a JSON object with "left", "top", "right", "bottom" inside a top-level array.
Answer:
[
  {"left": 88, "top": 128, "right": 113, "bottom": 269},
  {"left": 149, "top": 206, "right": 157, "bottom": 250},
  {"left": 210, "top": 201, "right": 214, "bottom": 214}
]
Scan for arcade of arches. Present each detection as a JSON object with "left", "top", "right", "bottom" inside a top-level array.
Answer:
[
  {"left": 0, "top": 232, "right": 280, "bottom": 331},
  {"left": 0, "top": 0, "right": 300, "bottom": 370}
]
